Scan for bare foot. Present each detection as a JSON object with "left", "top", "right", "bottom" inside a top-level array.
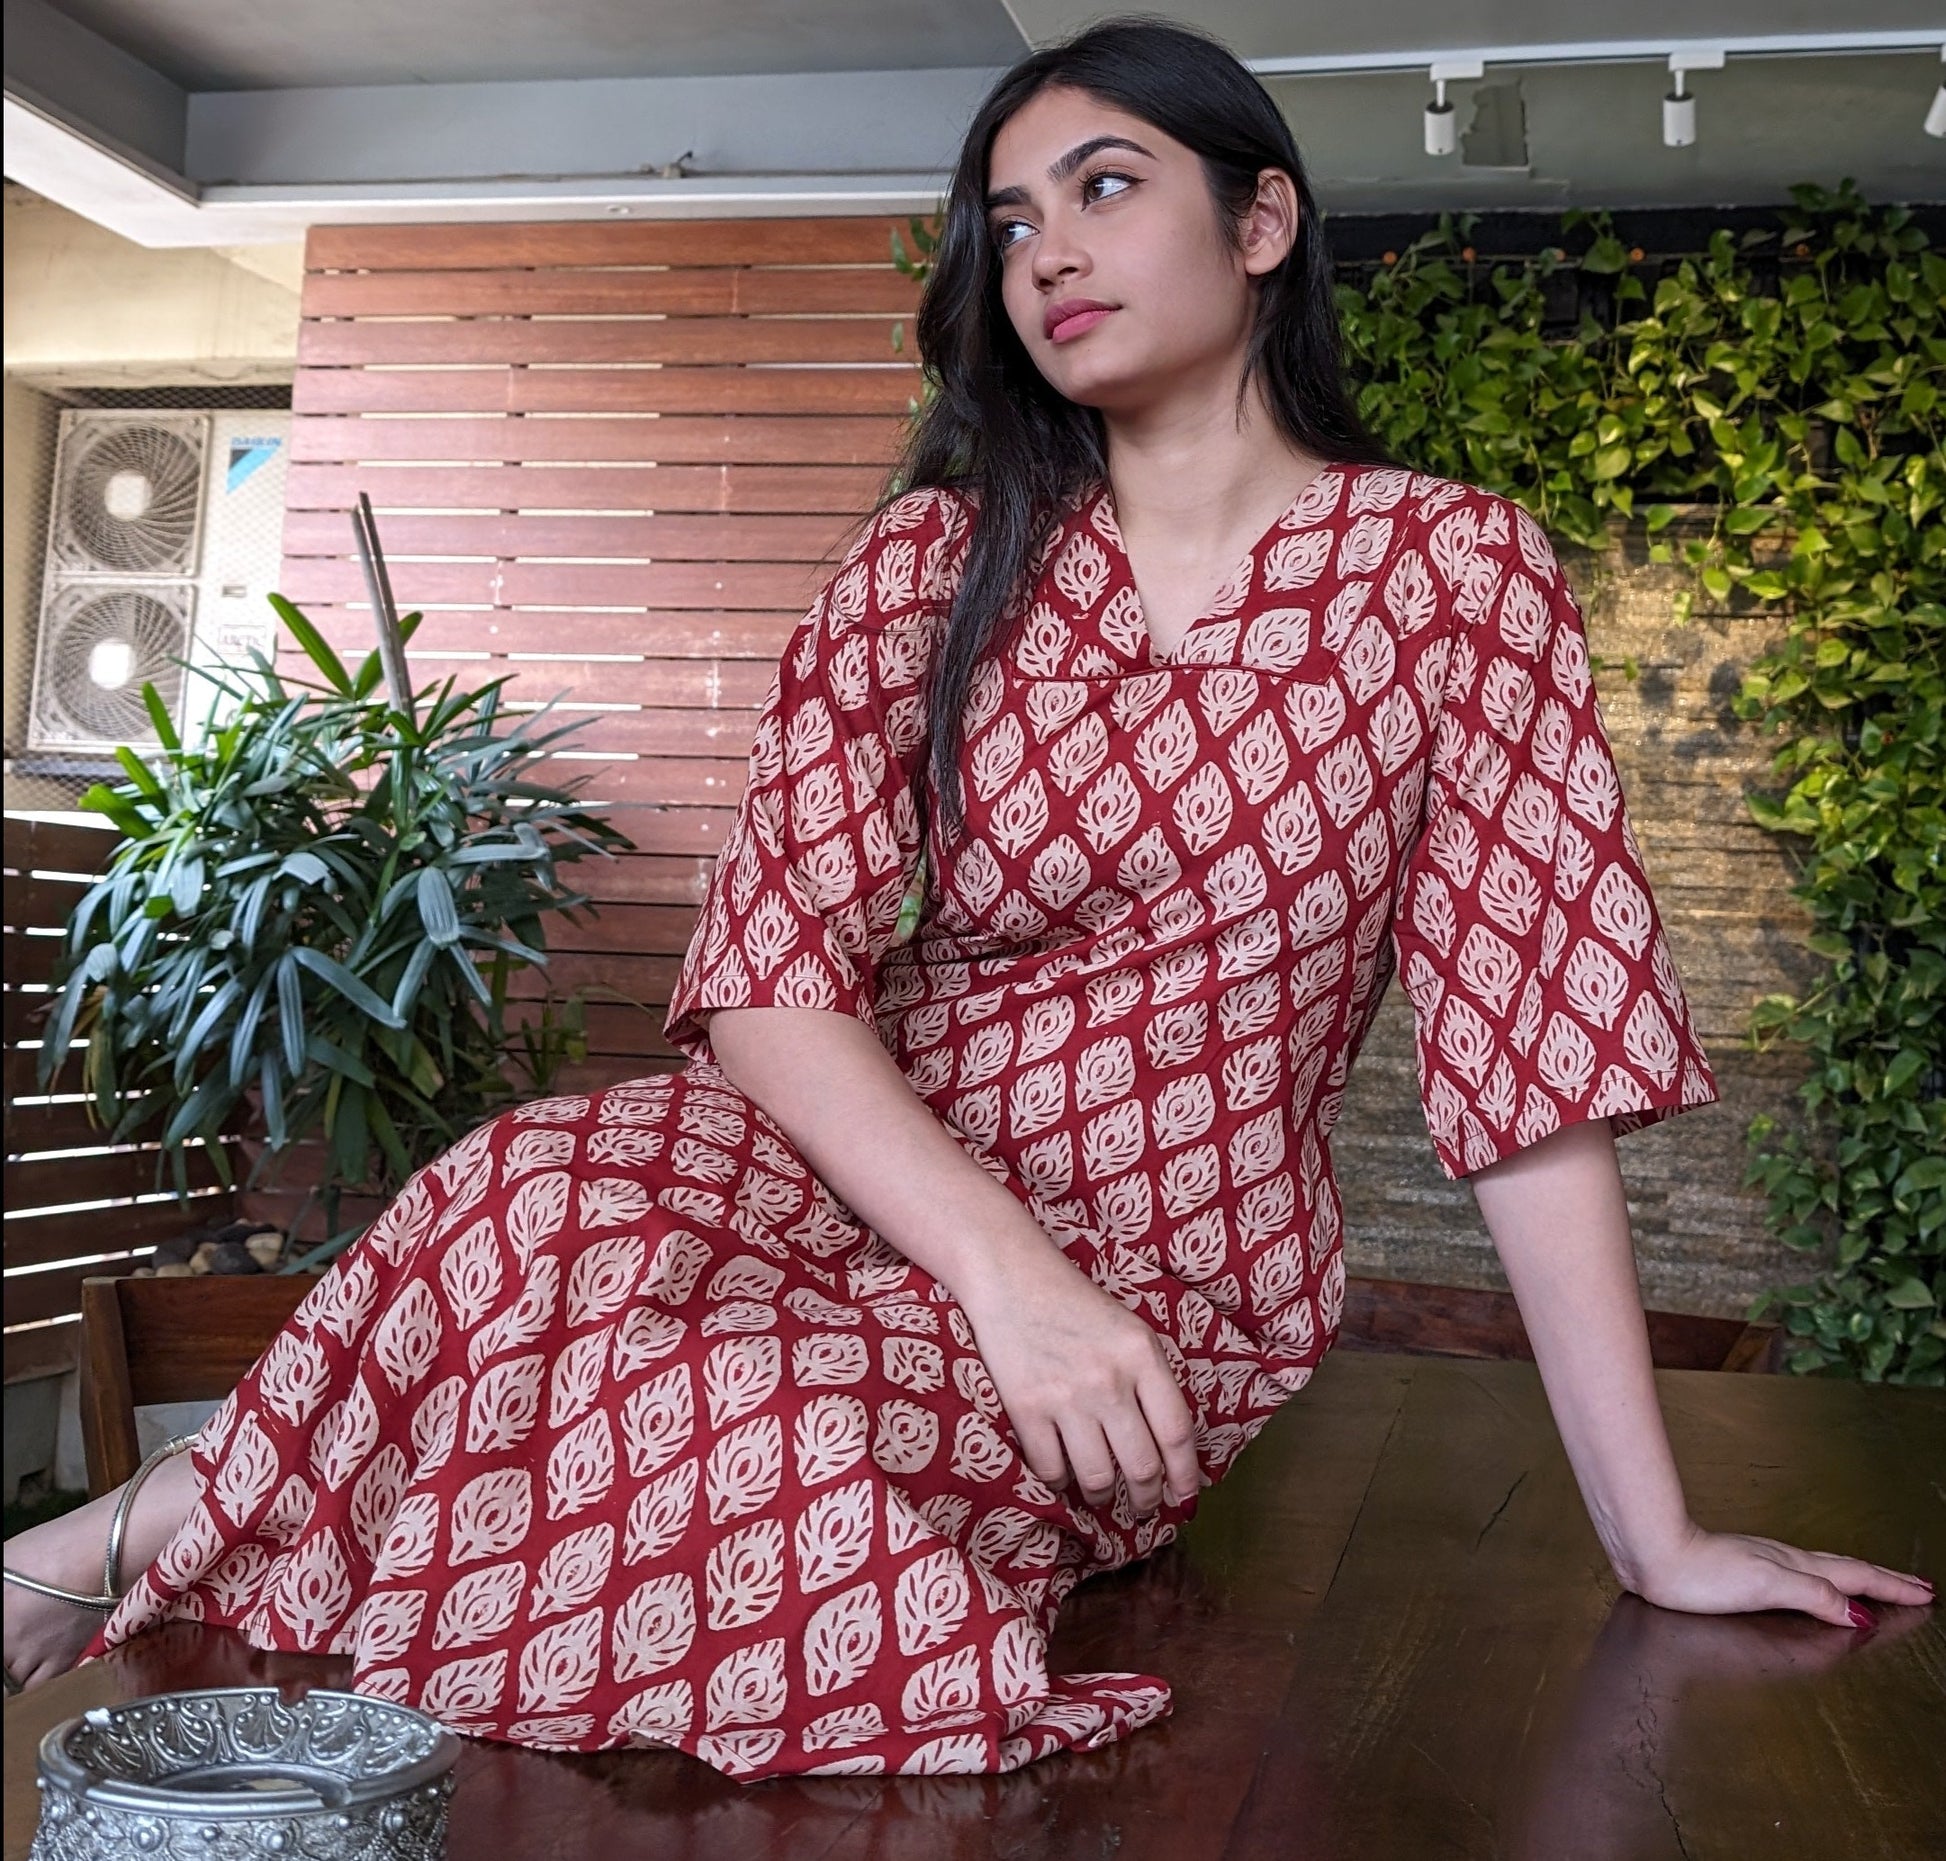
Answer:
[
  {"left": 3, "top": 1507, "right": 116, "bottom": 1691},
  {"left": 5, "top": 1450, "right": 203, "bottom": 1693}
]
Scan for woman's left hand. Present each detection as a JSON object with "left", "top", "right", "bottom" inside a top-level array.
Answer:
[{"left": 1627, "top": 1522, "right": 1935, "bottom": 1626}]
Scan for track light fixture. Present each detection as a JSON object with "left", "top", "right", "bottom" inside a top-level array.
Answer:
[
  {"left": 1425, "top": 79, "right": 1455, "bottom": 156},
  {"left": 1424, "top": 59, "right": 1484, "bottom": 159},
  {"left": 1663, "top": 49, "right": 1724, "bottom": 148},
  {"left": 1327, "top": 35, "right": 1946, "bottom": 160}
]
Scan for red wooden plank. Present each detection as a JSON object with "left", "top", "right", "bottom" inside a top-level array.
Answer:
[
  {"left": 283, "top": 462, "right": 890, "bottom": 515},
  {"left": 268, "top": 646, "right": 775, "bottom": 716},
  {"left": 538, "top": 854, "right": 716, "bottom": 906},
  {"left": 4, "top": 1050, "right": 81, "bottom": 1100},
  {"left": 523, "top": 759, "right": 757, "bottom": 809},
  {"left": 0, "top": 1318, "right": 79, "bottom": 1383},
  {"left": 732, "top": 272, "right": 923, "bottom": 316},
  {"left": 5, "top": 1256, "right": 153, "bottom": 1328},
  {"left": 4, "top": 871, "right": 94, "bottom": 930},
  {"left": 3, "top": 818, "right": 121, "bottom": 876},
  {"left": 271, "top": 558, "right": 822, "bottom": 610},
  {"left": 500, "top": 950, "right": 676, "bottom": 998},
  {"left": 305, "top": 216, "right": 908, "bottom": 271},
  {"left": 5, "top": 990, "right": 55, "bottom": 1046},
  {"left": 556, "top": 1054, "right": 684, "bottom": 1093},
  {"left": 4, "top": 929, "right": 64, "bottom": 984},
  {"left": 299, "top": 607, "right": 797, "bottom": 660},
  {"left": 299, "top": 268, "right": 921, "bottom": 317},
  {"left": 508, "top": 1000, "right": 684, "bottom": 1059},
  {"left": 509, "top": 369, "right": 916, "bottom": 418},
  {"left": 522, "top": 901, "right": 699, "bottom": 956},
  {"left": 287, "top": 414, "right": 905, "bottom": 467},
  {"left": 6, "top": 1145, "right": 230, "bottom": 1215},
  {"left": 280, "top": 510, "right": 856, "bottom": 562},
  {"left": 3, "top": 1197, "right": 230, "bottom": 1269},
  {"left": 290, "top": 367, "right": 918, "bottom": 418},
  {"left": 297, "top": 317, "right": 908, "bottom": 368},
  {"left": 5, "top": 1098, "right": 146, "bottom": 1154},
  {"left": 530, "top": 711, "right": 761, "bottom": 761}
]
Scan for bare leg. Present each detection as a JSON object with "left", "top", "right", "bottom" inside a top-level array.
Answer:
[{"left": 3, "top": 1450, "right": 202, "bottom": 1691}]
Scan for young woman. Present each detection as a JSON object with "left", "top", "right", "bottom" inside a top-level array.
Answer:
[{"left": 5, "top": 16, "right": 1930, "bottom": 1779}]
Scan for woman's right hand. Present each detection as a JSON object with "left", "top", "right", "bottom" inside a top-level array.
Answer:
[{"left": 955, "top": 1230, "right": 1204, "bottom": 1518}]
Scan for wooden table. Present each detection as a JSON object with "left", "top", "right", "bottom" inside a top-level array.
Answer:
[{"left": 8, "top": 1351, "right": 1942, "bottom": 1858}]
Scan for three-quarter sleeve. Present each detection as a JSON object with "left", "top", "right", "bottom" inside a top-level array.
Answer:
[
  {"left": 1391, "top": 495, "right": 1720, "bottom": 1179},
  {"left": 662, "top": 487, "right": 972, "bottom": 1067}
]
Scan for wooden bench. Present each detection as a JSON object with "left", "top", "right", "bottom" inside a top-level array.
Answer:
[
  {"left": 73, "top": 1269, "right": 1779, "bottom": 1498},
  {"left": 8, "top": 1349, "right": 1938, "bottom": 1859}
]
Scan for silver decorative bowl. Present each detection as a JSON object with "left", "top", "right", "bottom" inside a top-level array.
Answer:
[{"left": 31, "top": 1686, "right": 460, "bottom": 1860}]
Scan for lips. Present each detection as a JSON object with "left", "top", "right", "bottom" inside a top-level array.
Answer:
[{"left": 1044, "top": 298, "right": 1117, "bottom": 342}]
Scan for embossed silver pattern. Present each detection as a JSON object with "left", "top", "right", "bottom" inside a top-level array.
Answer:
[{"left": 31, "top": 1686, "right": 458, "bottom": 1859}]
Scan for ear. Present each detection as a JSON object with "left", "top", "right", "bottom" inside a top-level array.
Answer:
[{"left": 1240, "top": 168, "right": 1300, "bottom": 276}]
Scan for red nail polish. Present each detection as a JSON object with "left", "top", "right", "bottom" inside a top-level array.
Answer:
[{"left": 1846, "top": 1599, "right": 1874, "bottom": 1629}]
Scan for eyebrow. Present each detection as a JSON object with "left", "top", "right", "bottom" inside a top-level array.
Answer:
[{"left": 983, "top": 134, "right": 1158, "bottom": 212}]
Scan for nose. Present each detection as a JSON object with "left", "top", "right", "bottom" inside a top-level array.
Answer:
[{"left": 1030, "top": 212, "right": 1088, "bottom": 294}]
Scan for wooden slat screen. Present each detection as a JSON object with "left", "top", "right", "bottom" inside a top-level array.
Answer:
[
  {"left": 3, "top": 817, "right": 236, "bottom": 1380},
  {"left": 289, "top": 218, "right": 924, "bottom": 1087}
]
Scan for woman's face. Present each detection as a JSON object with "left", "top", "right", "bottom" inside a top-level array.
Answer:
[{"left": 982, "top": 85, "right": 1294, "bottom": 418}]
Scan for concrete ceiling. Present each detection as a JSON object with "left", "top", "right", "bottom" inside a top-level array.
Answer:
[
  {"left": 36, "top": 0, "right": 1030, "bottom": 86},
  {"left": 5, "top": 0, "right": 1941, "bottom": 246}
]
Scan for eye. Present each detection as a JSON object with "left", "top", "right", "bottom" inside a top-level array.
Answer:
[
  {"left": 1082, "top": 169, "right": 1136, "bottom": 204},
  {"left": 992, "top": 216, "right": 1034, "bottom": 253}
]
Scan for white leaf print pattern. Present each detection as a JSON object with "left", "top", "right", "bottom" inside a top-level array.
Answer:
[
  {"left": 894, "top": 1550, "right": 971, "bottom": 1656},
  {"left": 702, "top": 1335, "right": 784, "bottom": 1429},
  {"left": 613, "top": 1571, "right": 696, "bottom": 1682},
  {"left": 704, "top": 1637, "right": 789, "bottom": 1732},
  {"left": 804, "top": 1579, "right": 884, "bottom": 1698},
  {"left": 622, "top": 1459, "right": 699, "bottom": 1566},
  {"left": 793, "top": 1393, "right": 870, "bottom": 1487},
  {"left": 706, "top": 1519, "right": 787, "bottom": 1630},
  {"left": 435, "top": 1560, "right": 525, "bottom": 1650},
  {"left": 705, "top": 1413, "right": 785, "bottom": 1525},
  {"left": 517, "top": 1606, "right": 604, "bottom": 1712},
  {"left": 102, "top": 471, "right": 1717, "bottom": 1784},
  {"left": 546, "top": 1410, "right": 616, "bottom": 1520},
  {"left": 527, "top": 1522, "right": 616, "bottom": 1623},
  {"left": 795, "top": 1477, "right": 876, "bottom": 1593}
]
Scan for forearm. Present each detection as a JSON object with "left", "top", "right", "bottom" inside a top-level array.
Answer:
[
  {"left": 1467, "top": 1116, "right": 1695, "bottom": 1589},
  {"left": 702, "top": 1005, "right": 1058, "bottom": 1314}
]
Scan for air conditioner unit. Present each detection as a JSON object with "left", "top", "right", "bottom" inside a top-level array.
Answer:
[{"left": 28, "top": 408, "right": 291, "bottom": 755}]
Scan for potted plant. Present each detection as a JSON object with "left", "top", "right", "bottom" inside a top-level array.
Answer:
[{"left": 37, "top": 594, "right": 633, "bottom": 1268}]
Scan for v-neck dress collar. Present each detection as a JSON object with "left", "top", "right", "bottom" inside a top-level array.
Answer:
[
  {"left": 1040, "top": 461, "right": 1390, "bottom": 678},
  {"left": 1088, "top": 461, "right": 1363, "bottom": 667}
]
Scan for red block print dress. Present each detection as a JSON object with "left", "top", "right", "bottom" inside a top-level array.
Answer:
[{"left": 87, "top": 464, "right": 1719, "bottom": 1780}]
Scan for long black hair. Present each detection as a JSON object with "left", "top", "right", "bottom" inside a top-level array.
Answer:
[{"left": 895, "top": 14, "right": 1398, "bottom": 845}]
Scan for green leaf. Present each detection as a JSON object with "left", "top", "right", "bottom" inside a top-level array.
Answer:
[
  {"left": 417, "top": 866, "right": 462, "bottom": 945},
  {"left": 389, "top": 938, "right": 436, "bottom": 1023},
  {"left": 172, "top": 977, "right": 242, "bottom": 1092},
  {"left": 113, "top": 746, "right": 164, "bottom": 800},
  {"left": 305, "top": 1032, "right": 377, "bottom": 1088},
  {"left": 267, "top": 592, "right": 353, "bottom": 694},
  {"left": 80, "top": 784, "right": 150, "bottom": 839},
  {"left": 169, "top": 855, "right": 206, "bottom": 918},
  {"left": 291, "top": 946, "right": 407, "bottom": 1028},
  {"left": 278, "top": 850, "right": 332, "bottom": 886},
  {"left": 228, "top": 970, "right": 274, "bottom": 1083},
  {"left": 141, "top": 682, "right": 182, "bottom": 752},
  {"left": 276, "top": 953, "right": 308, "bottom": 1078},
  {"left": 1883, "top": 1278, "right": 1935, "bottom": 1310},
  {"left": 258, "top": 1053, "right": 288, "bottom": 1150},
  {"left": 1896, "top": 1157, "right": 1946, "bottom": 1196}
]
